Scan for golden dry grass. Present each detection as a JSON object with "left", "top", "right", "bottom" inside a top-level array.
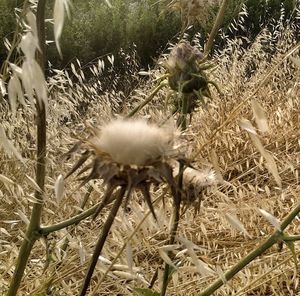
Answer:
[{"left": 1, "top": 16, "right": 300, "bottom": 296}]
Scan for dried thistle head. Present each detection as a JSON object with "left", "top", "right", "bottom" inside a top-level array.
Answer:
[
  {"left": 173, "top": 163, "right": 217, "bottom": 206},
  {"left": 66, "top": 119, "right": 179, "bottom": 219}
]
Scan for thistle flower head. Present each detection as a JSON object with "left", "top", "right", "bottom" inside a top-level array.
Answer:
[
  {"left": 66, "top": 118, "right": 179, "bottom": 220},
  {"left": 89, "top": 119, "right": 175, "bottom": 166},
  {"left": 173, "top": 163, "right": 218, "bottom": 205},
  {"left": 165, "top": 41, "right": 203, "bottom": 74},
  {"left": 164, "top": 41, "right": 207, "bottom": 94}
]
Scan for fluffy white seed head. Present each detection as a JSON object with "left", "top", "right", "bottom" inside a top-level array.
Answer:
[
  {"left": 183, "top": 167, "right": 217, "bottom": 188},
  {"left": 89, "top": 119, "right": 176, "bottom": 166}
]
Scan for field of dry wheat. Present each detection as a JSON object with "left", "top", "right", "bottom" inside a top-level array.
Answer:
[{"left": 0, "top": 2, "right": 300, "bottom": 295}]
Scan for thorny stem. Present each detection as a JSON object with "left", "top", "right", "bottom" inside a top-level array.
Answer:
[
  {"left": 282, "top": 235, "right": 300, "bottom": 241},
  {"left": 161, "top": 162, "right": 184, "bottom": 296},
  {"left": 40, "top": 199, "right": 101, "bottom": 235},
  {"left": 79, "top": 186, "right": 126, "bottom": 296},
  {"left": 198, "top": 202, "right": 300, "bottom": 296},
  {"left": 126, "top": 80, "right": 168, "bottom": 118},
  {"left": 7, "top": 1, "right": 47, "bottom": 295},
  {"left": 204, "top": 0, "right": 229, "bottom": 57},
  {"left": 37, "top": 186, "right": 95, "bottom": 292},
  {"left": 90, "top": 193, "right": 165, "bottom": 295}
]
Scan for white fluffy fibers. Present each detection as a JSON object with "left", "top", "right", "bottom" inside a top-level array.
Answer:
[{"left": 90, "top": 119, "right": 175, "bottom": 166}]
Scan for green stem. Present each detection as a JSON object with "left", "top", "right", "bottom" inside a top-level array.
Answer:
[
  {"left": 40, "top": 201, "right": 102, "bottom": 235},
  {"left": 282, "top": 235, "right": 300, "bottom": 242},
  {"left": 7, "top": 1, "right": 47, "bottom": 295},
  {"left": 177, "top": 93, "right": 189, "bottom": 130},
  {"left": 198, "top": 203, "right": 300, "bottom": 296},
  {"left": 126, "top": 80, "right": 168, "bottom": 118},
  {"left": 79, "top": 186, "right": 126, "bottom": 296},
  {"left": 204, "top": 0, "right": 229, "bottom": 56}
]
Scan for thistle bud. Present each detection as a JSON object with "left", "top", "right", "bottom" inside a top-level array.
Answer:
[{"left": 164, "top": 41, "right": 206, "bottom": 93}]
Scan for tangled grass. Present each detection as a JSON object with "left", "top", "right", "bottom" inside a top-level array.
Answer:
[{"left": 0, "top": 6, "right": 300, "bottom": 296}]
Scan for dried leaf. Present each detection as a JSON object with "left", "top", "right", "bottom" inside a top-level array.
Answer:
[
  {"left": 26, "top": 11, "right": 39, "bottom": 49},
  {"left": 54, "top": 174, "right": 64, "bottom": 202},
  {"left": 17, "top": 210, "right": 30, "bottom": 225},
  {"left": 179, "top": 237, "right": 214, "bottom": 277},
  {"left": 21, "top": 59, "right": 47, "bottom": 108},
  {"left": 251, "top": 100, "right": 269, "bottom": 133},
  {"left": 0, "top": 78, "right": 7, "bottom": 96},
  {"left": 239, "top": 118, "right": 257, "bottom": 134},
  {"left": 0, "top": 125, "right": 25, "bottom": 164},
  {"left": 158, "top": 249, "right": 177, "bottom": 269},
  {"left": 264, "top": 152, "right": 282, "bottom": 188},
  {"left": 104, "top": 0, "right": 112, "bottom": 8},
  {"left": 8, "top": 74, "right": 26, "bottom": 115},
  {"left": 0, "top": 174, "right": 15, "bottom": 193},
  {"left": 98, "top": 256, "right": 112, "bottom": 265},
  {"left": 225, "top": 213, "right": 251, "bottom": 238},
  {"left": 26, "top": 175, "right": 43, "bottom": 194},
  {"left": 242, "top": 122, "right": 282, "bottom": 188},
  {"left": 259, "top": 209, "right": 281, "bottom": 231},
  {"left": 126, "top": 242, "right": 133, "bottom": 274},
  {"left": 210, "top": 149, "right": 223, "bottom": 183},
  {"left": 290, "top": 56, "right": 300, "bottom": 68},
  {"left": 107, "top": 55, "right": 114, "bottom": 66},
  {"left": 79, "top": 242, "right": 86, "bottom": 265},
  {"left": 54, "top": 0, "right": 71, "bottom": 57}
]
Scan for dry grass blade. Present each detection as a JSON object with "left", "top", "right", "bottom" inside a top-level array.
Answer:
[
  {"left": 240, "top": 119, "right": 282, "bottom": 188},
  {"left": 251, "top": 100, "right": 269, "bottom": 133}
]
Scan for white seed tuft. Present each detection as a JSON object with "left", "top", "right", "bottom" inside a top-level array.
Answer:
[{"left": 89, "top": 119, "right": 176, "bottom": 166}]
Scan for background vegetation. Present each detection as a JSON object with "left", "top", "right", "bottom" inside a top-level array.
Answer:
[{"left": 0, "top": 0, "right": 296, "bottom": 71}]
